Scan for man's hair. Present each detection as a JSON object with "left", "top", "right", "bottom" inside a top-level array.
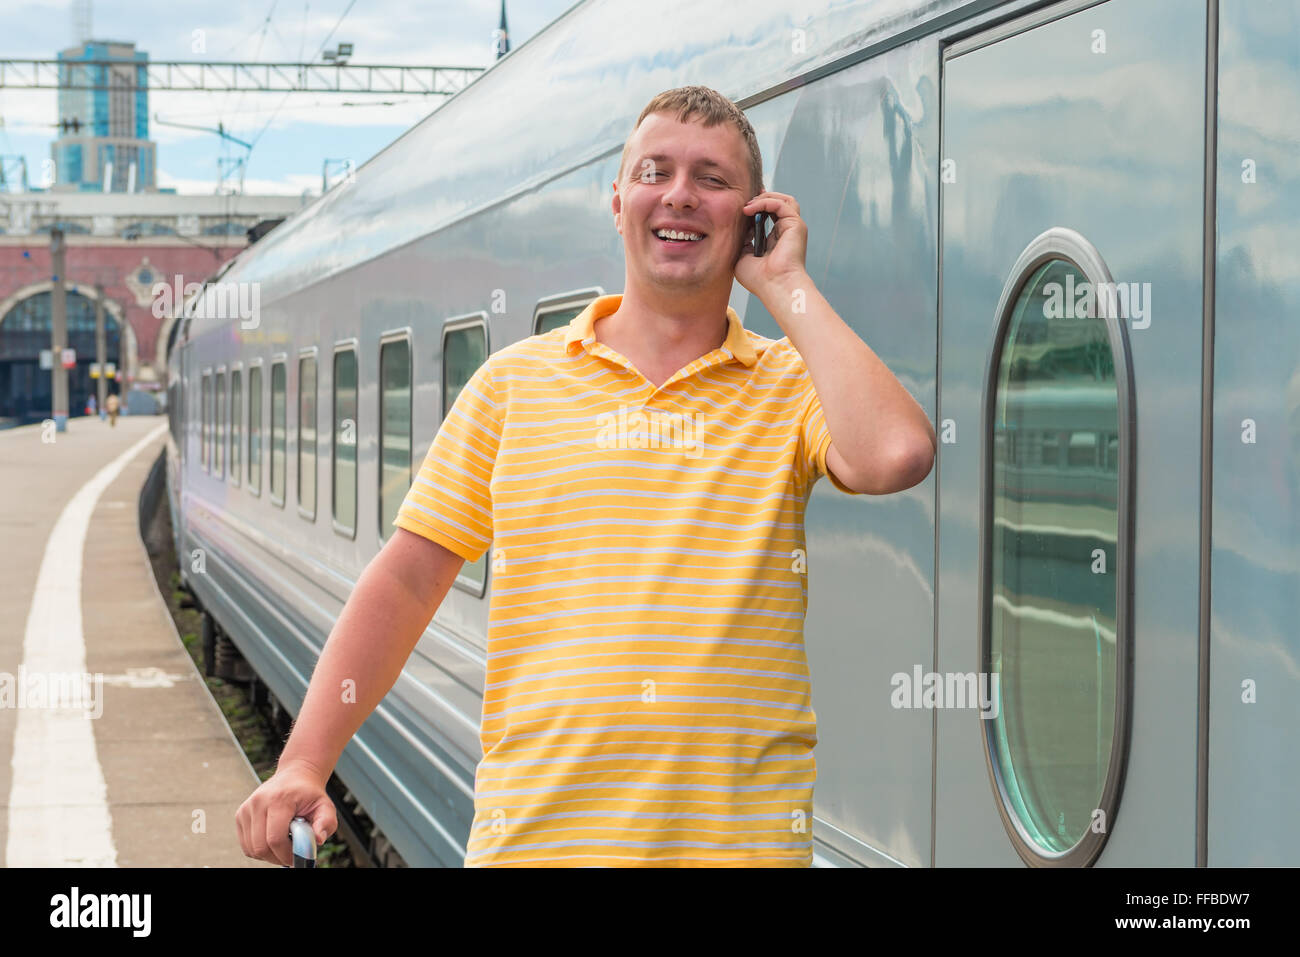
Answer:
[{"left": 618, "top": 86, "right": 763, "bottom": 199}]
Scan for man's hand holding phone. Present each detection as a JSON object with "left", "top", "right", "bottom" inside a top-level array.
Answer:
[{"left": 734, "top": 191, "right": 810, "bottom": 303}]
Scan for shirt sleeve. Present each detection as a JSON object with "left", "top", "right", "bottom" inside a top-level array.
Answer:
[
  {"left": 392, "top": 360, "right": 502, "bottom": 561},
  {"left": 792, "top": 346, "right": 861, "bottom": 496}
]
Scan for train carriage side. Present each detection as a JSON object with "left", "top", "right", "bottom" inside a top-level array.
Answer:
[
  {"left": 169, "top": 0, "right": 1298, "bottom": 867},
  {"left": 933, "top": 0, "right": 1299, "bottom": 866}
]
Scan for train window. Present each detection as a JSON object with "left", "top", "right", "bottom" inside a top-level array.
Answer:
[
  {"left": 209, "top": 372, "right": 218, "bottom": 470},
  {"left": 298, "top": 352, "right": 317, "bottom": 521},
  {"left": 1041, "top": 431, "right": 1061, "bottom": 467},
  {"left": 215, "top": 370, "right": 225, "bottom": 479},
  {"left": 333, "top": 345, "right": 358, "bottom": 538},
  {"left": 1067, "top": 431, "right": 1098, "bottom": 468},
  {"left": 379, "top": 336, "right": 411, "bottom": 539},
  {"left": 532, "top": 287, "right": 604, "bottom": 336},
  {"left": 534, "top": 306, "right": 581, "bottom": 336},
  {"left": 981, "top": 229, "right": 1134, "bottom": 867},
  {"left": 443, "top": 315, "right": 489, "bottom": 594},
  {"left": 248, "top": 364, "right": 262, "bottom": 495},
  {"left": 270, "top": 359, "right": 286, "bottom": 507},
  {"left": 200, "top": 370, "right": 210, "bottom": 471},
  {"left": 230, "top": 368, "right": 242, "bottom": 487}
]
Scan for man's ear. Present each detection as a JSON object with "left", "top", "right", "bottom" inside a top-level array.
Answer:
[{"left": 612, "top": 181, "right": 622, "bottom": 234}]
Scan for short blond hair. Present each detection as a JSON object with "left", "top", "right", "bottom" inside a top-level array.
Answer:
[{"left": 617, "top": 85, "right": 763, "bottom": 199}]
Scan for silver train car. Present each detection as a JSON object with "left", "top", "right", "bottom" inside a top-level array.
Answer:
[{"left": 164, "top": 0, "right": 1300, "bottom": 866}]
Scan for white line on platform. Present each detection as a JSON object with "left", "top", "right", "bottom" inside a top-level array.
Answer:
[{"left": 5, "top": 422, "right": 167, "bottom": 867}]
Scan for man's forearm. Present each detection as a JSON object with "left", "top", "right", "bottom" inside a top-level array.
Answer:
[
  {"left": 770, "top": 271, "right": 936, "bottom": 492},
  {"left": 276, "top": 537, "right": 459, "bottom": 782}
]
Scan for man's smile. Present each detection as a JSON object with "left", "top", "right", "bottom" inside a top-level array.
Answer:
[{"left": 652, "top": 227, "right": 708, "bottom": 248}]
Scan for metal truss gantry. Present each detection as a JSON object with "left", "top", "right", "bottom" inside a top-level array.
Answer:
[{"left": 0, "top": 59, "right": 485, "bottom": 95}]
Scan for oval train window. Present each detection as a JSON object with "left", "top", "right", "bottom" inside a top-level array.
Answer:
[{"left": 980, "top": 228, "right": 1135, "bottom": 867}]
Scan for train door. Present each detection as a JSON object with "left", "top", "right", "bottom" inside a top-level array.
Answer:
[{"left": 934, "top": 0, "right": 1209, "bottom": 865}]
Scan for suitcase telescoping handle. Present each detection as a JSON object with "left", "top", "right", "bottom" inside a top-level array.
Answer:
[{"left": 289, "top": 816, "right": 317, "bottom": 868}]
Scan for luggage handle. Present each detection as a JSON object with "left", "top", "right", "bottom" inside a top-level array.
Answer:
[{"left": 288, "top": 816, "right": 317, "bottom": 868}]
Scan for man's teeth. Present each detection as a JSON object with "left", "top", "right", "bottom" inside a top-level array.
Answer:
[{"left": 655, "top": 229, "right": 704, "bottom": 241}]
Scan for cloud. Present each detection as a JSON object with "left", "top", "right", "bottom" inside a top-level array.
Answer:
[{"left": 0, "top": 90, "right": 58, "bottom": 128}]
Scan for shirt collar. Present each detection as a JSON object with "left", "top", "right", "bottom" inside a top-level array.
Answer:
[{"left": 563, "top": 293, "right": 759, "bottom": 367}]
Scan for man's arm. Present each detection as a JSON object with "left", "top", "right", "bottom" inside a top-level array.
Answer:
[
  {"left": 277, "top": 527, "right": 466, "bottom": 779},
  {"left": 236, "top": 527, "right": 464, "bottom": 864},
  {"left": 736, "top": 192, "right": 937, "bottom": 495},
  {"left": 773, "top": 273, "right": 936, "bottom": 495}
]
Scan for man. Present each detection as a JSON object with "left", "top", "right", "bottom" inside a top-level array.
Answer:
[{"left": 237, "top": 86, "right": 935, "bottom": 867}]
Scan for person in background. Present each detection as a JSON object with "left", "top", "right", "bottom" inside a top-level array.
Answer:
[
  {"left": 85, "top": 394, "right": 97, "bottom": 417},
  {"left": 105, "top": 391, "right": 119, "bottom": 427}
]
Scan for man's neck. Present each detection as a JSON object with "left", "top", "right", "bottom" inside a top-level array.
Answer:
[{"left": 595, "top": 283, "right": 730, "bottom": 379}]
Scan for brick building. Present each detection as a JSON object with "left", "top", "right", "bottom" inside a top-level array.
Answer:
[{"left": 0, "top": 191, "right": 306, "bottom": 425}]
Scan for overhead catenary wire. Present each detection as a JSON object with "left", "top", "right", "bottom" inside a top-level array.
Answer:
[
  {"left": 217, "top": 0, "right": 281, "bottom": 207},
  {"left": 220, "top": 0, "right": 279, "bottom": 136},
  {"left": 142, "top": 97, "right": 425, "bottom": 122},
  {"left": 247, "top": 0, "right": 360, "bottom": 152}
]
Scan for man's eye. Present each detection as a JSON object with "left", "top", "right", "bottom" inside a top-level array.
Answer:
[{"left": 641, "top": 172, "right": 724, "bottom": 183}]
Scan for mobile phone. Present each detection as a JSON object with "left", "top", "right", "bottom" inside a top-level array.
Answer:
[{"left": 753, "top": 212, "right": 769, "bottom": 257}]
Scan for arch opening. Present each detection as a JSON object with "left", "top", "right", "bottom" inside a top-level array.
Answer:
[{"left": 0, "top": 289, "right": 124, "bottom": 425}]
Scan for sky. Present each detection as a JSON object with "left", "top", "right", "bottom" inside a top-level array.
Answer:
[{"left": 0, "top": 0, "right": 581, "bottom": 195}]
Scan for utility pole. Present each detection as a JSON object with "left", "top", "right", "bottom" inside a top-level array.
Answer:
[
  {"left": 50, "top": 227, "right": 68, "bottom": 432},
  {"left": 0, "top": 155, "right": 30, "bottom": 191},
  {"left": 95, "top": 283, "right": 106, "bottom": 417},
  {"left": 153, "top": 116, "right": 251, "bottom": 195}
]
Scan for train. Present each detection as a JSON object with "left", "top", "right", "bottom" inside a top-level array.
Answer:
[{"left": 164, "top": 0, "right": 1299, "bottom": 866}]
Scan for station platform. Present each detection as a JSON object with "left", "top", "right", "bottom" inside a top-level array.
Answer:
[{"left": 0, "top": 414, "right": 271, "bottom": 867}]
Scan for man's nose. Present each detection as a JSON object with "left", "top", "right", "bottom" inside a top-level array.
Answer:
[{"left": 661, "top": 175, "right": 698, "bottom": 209}]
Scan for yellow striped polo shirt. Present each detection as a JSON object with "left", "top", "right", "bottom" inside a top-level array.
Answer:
[{"left": 393, "top": 293, "right": 860, "bottom": 867}]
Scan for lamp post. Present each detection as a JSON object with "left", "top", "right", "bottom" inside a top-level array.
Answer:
[
  {"left": 95, "top": 283, "right": 107, "bottom": 419},
  {"left": 50, "top": 227, "right": 69, "bottom": 432}
]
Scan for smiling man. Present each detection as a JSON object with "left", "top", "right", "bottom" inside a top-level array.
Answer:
[
  {"left": 238, "top": 85, "right": 935, "bottom": 870},
  {"left": 392, "top": 85, "right": 936, "bottom": 866}
]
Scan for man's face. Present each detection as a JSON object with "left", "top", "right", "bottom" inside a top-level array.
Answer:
[{"left": 613, "top": 112, "right": 754, "bottom": 296}]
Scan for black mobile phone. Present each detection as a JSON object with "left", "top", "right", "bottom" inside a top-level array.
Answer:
[{"left": 753, "top": 212, "right": 768, "bottom": 257}]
